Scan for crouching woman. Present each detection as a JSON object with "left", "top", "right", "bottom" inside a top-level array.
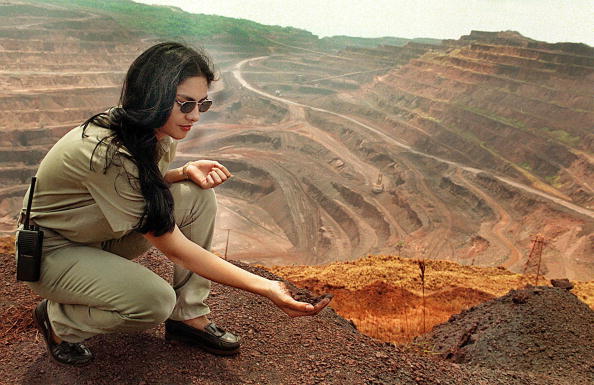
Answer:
[{"left": 18, "top": 42, "right": 330, "bottom": 366}]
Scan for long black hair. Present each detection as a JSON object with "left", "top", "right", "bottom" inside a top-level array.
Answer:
[{"left": 83, "top": 42, "right": 216, "bottom": 236}]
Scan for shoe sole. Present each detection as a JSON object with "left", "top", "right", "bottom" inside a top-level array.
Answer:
[
  {"left": 33, "top": 302, "right": 93, "bottom": 367},
  {"left": 165, "top": 332, "right": 240, "bottom": 356}
]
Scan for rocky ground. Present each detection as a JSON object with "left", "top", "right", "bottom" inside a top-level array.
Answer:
[
  {"left": 415, "top": 286, "right": 594, "bottom": 384},
  {"left": 0, "top": 248, "right": 588, "bottom": 385}
]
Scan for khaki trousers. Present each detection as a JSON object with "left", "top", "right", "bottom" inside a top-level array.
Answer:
[{"left": 25, "top": 182, "right": 216, "bottom": 343}]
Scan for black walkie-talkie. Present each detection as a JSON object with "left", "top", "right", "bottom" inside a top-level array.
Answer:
[{"left": 16, "top": 177, "right": 44, "bottom": 282}]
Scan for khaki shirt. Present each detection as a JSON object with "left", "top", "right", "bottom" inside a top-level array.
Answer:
[{"left": 21, "top": 123, "right": 176, "bottom": 243}]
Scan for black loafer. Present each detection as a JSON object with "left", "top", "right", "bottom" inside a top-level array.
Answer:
[
  {"left": 165, "top": 319, "right": 240, "bottom": 355},
  {"left": 33, "top": 299, "right": 94, "bottom": 366}
]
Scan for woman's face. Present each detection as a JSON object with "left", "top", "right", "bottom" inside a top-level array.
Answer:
[{"left": 155, "top": 76, "right": 209, "bottom": 140}]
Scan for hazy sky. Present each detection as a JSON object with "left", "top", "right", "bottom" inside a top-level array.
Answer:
[{"left": 133, "top": 0, "right": 594, "bottom": 46}]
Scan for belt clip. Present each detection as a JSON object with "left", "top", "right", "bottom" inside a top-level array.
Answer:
[{"left": 17, "top": 211, "right": 25, "bottom": 226}]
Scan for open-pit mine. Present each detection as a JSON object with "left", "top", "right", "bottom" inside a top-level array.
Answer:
[{"left": 1, "top": 1, "right": 593, "bottom": 282}]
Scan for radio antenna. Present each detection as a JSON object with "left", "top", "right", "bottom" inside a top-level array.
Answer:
[{"left": 23, "top": 177, "right": 37, "bottom": 230}]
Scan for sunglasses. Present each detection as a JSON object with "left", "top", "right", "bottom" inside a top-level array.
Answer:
[{"left": 175, "top": 98, "right": 213, "bottom": 113}]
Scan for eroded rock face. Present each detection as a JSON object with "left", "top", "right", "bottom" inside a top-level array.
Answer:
[{"left": 1, "top": 2, "right": 593, "bottom": 280}]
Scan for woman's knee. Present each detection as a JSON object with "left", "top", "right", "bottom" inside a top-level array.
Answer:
[
  {"left": 193, "top": 186, "right": 217, "bottom": 219},
  {"left": 126, "top": 280, "right": 176, "bottom": 326},
  {"left": 171, "top": 181, "right": 217, "bottom": 226}
]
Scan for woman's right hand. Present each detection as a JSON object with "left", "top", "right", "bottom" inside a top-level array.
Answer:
[
  {"left": 265, "top": 280, "right": 332, "bottom": 318},
  {"left": 185, "top": 160, "right": 232, "bottom": 189}
]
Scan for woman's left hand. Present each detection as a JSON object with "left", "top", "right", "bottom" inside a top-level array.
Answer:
[
  {"left": 265, "top": 280, "right": 332, "bottom": 318},
  {"left": 185, "top": 160, "right": 232, "bottom": 189}
]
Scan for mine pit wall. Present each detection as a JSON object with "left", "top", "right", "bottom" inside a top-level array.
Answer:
[
  {"left": 1, "top": 72, "right": 125, "bottom": 90},
  {"left": 197, "top": 130, "right": 351, "bottom": 180},
  {"left": 472, "top": 172, "right": 594, "bottom": 278},
  {"left": 0, "top": 165, "right": 38, "bottom": 186},
  {"left": 204, "top": 157, "right": 324, "bottom": 259},
  {"left": 203, "top": 131, "right": 283, "bottom": 152},
  {"left": 397, "top": 152, "right": 485, "bottom": 237},
  {"left": 440, "top": 107, "right": 567, "bottom": 174},
  {"left": 216, "top": 178, "right": 274, "bottom": 202},
  {"left": 211, "top": 72, "right": 236, "bottom": 105},
  {"left": 303, "top": 181, "right": 360, "bottom": 254},
  {"left": 304, "top": 110, "right": 384, "bottom": 160},
  {"left": 208, "top": 159, "right": 276, "bottom": 201},
  {"left": 303, "top": 110, "right": 419, "bottom": 185},
  {"left": 22, "top": 125, "right": 73, "bottom": 146},
  {"left": 387, "top": 191, "right": 423, "bottom": 233},
  {"left": 257, "top": 188, "right": 321, "bottom": 258},
  {"left": 473, "top": 173, "right": 541, "bottom": 217},
  {"left": 364, "top": 44, "right": 594, "bottom": 202},
  {"left": 194, "top": 116, "right": 390, "bottom": 260},
  {"left": 413, "top": 130, "right": 502, "bottom": 172},
  {"left": 252, "top": 34, "right": 594, "bottom": 273},
  {"left": 331, "top": 182, "right": 391, "bottom": 243},
  {"left": 439, "top": 176, "right": 495, "bottom": 220},
  {"left": 470, "top": 42, "right": 594, "bottom": 66},
  {"left": 306, "top": 85, "right": 591, "bottom": 276},
  {"left": 0, "top": 147, "right": 46, "bottom": 165},
  {"left": 217, "top": 93, "right": 288, "bottom": 125}
]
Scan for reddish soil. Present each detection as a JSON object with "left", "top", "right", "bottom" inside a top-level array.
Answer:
[
  {"left": 0, "top": 249, "right": 579, "bottom": 385},
  {"left": 415, "top": 286, "right": 594, "bottom": 384}
]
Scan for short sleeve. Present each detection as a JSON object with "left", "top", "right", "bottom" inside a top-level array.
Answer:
[
  {"left": 157, "top": 136, "right": 177, "bottom": 174},
  {"left": 82, "top": 151, "right": 145, "bottom": 234}
]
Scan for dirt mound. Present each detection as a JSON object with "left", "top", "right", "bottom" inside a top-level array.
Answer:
[{"left": 415, "top": 286, "right": 594, "bottom": 384}]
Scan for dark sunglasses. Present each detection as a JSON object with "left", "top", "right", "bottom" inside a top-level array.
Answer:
[{"left": 175, "top": 98, "right": 213, "bottom": 113}]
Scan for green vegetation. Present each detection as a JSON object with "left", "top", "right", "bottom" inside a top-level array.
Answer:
[
  {"left": 29, "top": 0, "right": 424, "bottom": 52},
  {"left": 1, "top": 3, "right": 81, "bottom": 17},
  {"left": 519, "top": 162, "right": 532, "bottom": 171},
  {"left": 455, "top": 103, "right": 526, "bottom": 129},
  {"left": 538, "top": 127, "right": 580, "bottom": 147},
  {"left": 544, "top": 174, "right": 562, "bottom": 188},
  {"left": 31, "top": 0, "right": 315, "bottom": 46},
  {"left": 441, "top": 122, "right": 482, "bottom": 144},
  {"left": 421, "top": 115, "right": 442, "bottom": 124},
  {"left": 29, "top": 0, "right": 427, "bottom": 51},
  {"left": 320, "top": 36, "right": 441, "bottom": 50},
  {"left": 297, "top": 86, "right": 335, "bottom": 95}
]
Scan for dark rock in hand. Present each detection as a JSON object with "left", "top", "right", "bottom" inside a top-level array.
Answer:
[{"left": 284, "top": 280, "right": 333, "bottom": 305}]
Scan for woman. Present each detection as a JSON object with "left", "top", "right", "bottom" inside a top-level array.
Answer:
[{"left": 18, "top": 42, "right": 330, "bottom": 366}]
